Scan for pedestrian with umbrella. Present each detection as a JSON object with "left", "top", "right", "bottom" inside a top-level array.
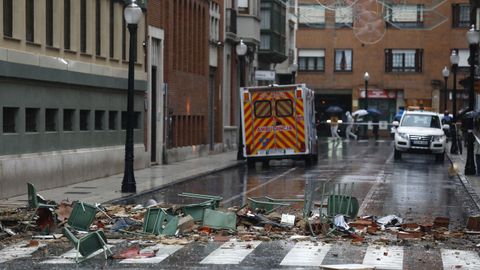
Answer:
[
  {"left": 368, "top": 108, "right": 382, "bottom": 140},
  {"left": 326, "top": 106, "right": 343, "bottom": 140},
  {"left": 345, "top": 111, "right": 358, "bottom": 140}
]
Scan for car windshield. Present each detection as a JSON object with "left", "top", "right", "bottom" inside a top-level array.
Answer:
[{"left": 401, "top": 114, "right": 441, "bottom": 129}]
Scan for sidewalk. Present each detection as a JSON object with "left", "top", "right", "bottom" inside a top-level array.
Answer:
[
  {"left": 446, "top": 143, "right": 480, "bottom": 214},
  {"left": 0, "top": 151, "right": 243, "bottom": 207}
]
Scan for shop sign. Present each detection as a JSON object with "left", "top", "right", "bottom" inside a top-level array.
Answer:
[{"left": 359, "top": 89, "right": 396, "bottom": 99}]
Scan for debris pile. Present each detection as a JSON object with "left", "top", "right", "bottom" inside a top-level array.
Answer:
[{"left": 2, "top": 183, "right": 480, "bottom": 263}]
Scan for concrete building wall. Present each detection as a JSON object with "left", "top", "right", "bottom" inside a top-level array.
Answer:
[{"left": 0, "top": 0, "right": 149, "bottom": 198}]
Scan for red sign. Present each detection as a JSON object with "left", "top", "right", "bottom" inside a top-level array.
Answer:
[{"left": 359, "top": 89, "right": 396, "bottom": 99}]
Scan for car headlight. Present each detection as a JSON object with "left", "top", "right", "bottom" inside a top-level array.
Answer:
[
  {"left": 398, "top": 132, "right": 409, "bottom": 140},
  {"left": 432, "top": 135, "right": 445, "bottom": 142}
]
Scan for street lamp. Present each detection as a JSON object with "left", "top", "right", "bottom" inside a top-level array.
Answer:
[
  {"left": 363, "top": 72, "right": 370, "bottom": 139},
  {"left": 464, "top": 25, "right": 479, "bottom": 175},
  {"left": 364, "top": 72, "right": 369, "bottom": 110},
  {"left": 442, "top": 66, "right": 450, "bottom": 112},
  {"left": 236, "top": 40, "right": 247, "bottom": 160},
  {"left": 121, "top": 0, "right": 142, "bottom": 193},
  {"left": 450, "top": 49, "right": 459, "bottom": 155}
]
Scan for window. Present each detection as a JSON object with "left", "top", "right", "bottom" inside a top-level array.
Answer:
[
  {"left": 95, "top": 0, "right": 101, "bottom": 56},
  {"left": 260, "top": 9, "right": 271, "bottom": 29},
  {"left": 334, "top": 49, "right": 353, "bottom": 71},
  {"left": 3, "top": 0, "right": 12, "bottom": 37},
  {"left": 299, "top": 5, "right": 325, "bottom": 27},
  {"left": 385, "top": 49, "right": 423, "bottom": 72},
  {"left": 134, "top": 112, "right": 141, "bottom": 129},
  {"left": 401, "top": 114, "right": 441, "bottom": 129},
  {"left": 387, "top": 5, "right": 424, "bottom": 28},
  {"left": 121, "top": 111, "right": 127, "bottom": 130},
  {"left": 46, "top": 0, "right": 53, "bottom": 46},
  {"left": 109, "top": 0, "right": 114, "bottom": 58},
  {"left": 238, "top": 0, "right": 249, "bottom": 14},
  {"left": 298, "top": 49, "right": 325, "bottom": 71},
  {"left": 254, "top": 101, "right": 272, "bottom": 118},
  {"left": 108, "top": 111, "right": 117, "bottom": 130},
  {"left": 453, "top": 48, "right": 470, "bottom": 68},
  {"left": 122, "top": 16, "right": 126, "bottom": 60},
  {"left": 45, "top": 108, "right": 58, "bottom": 132},
  {"left": 210, "top": 2, "right": 220, "bottom": 42},
  {"left": 3, "top": 107, "right": 18, "bottom": 133},
  {"left": 25, "top": 108, "right": 39, "bottom": 132},
  {"left": 275, "top": 100, "right": 293, "bottom": 117},
  {"left": 80, "top": 0, "right": 86, "bottom": 53},
  {"left": 335, "top": 6, "right": 353, "bottom": 28},
  {"left": 452, "top": 4, "right": 470, "bottom": 28},
  {"left": 80, "top": 110, "right": 90, "bottom": 131},
  {"left": 95, "top": 110, "right": 105, "bottom": 130},
  {"left": 26, "top": 0, "right": 34, "bottom": 42},
  {"left": 63, "top": 109, "right": 74, "bottom": 131},
  {"left": 260, "top": 34, "right": 271, "bottom": 50},
  {"left": 64, "top": 0, "right": 71, "bottom": 50}
]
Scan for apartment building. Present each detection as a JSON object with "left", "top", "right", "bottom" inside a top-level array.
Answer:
[
  {"left": 297, "top": 0, "right": 472, "bottom": 130},
  {"left": 0, "top": 0, "right": 148, "bottom": 199}
]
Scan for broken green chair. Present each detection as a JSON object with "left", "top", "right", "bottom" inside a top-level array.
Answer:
[
  {"left": 67, "top": 201, "right": 98, "bottom": 231},
  {"left": 327, "top": 195, "right": 359, "bottom": 219},
  {"left": 63, "top": 227, "right": 112, "bottom": 263},
  {"left": 178, "top": 193, "right": 223, "bottom": 222},
  {"left": 26, "top": 182, "right": 57, "bottom": 229},
  {"left": 143, "top": 207, "right": 179, "bottom": 236},
  {"left": 248, "top": 196, "right": 294, "bottom": 214},
  {"left": 202, "top": 208, "right": 237, "bottom": 231}
]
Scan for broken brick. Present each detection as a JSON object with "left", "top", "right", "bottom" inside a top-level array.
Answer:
[
  {"left": 433, "top": 217, "right": 450, "bottom": 229},
  {"left": 466, "top": 216, "right": 480, "bottom": 231},
  {"left": 397, "top": 231, "right": 423, "bottom": 240},
  {"left": 214, "top": 235, "right": 230, "bottom": 242},
  {"left": 419, "top": 223, "right": 433, "bottom": 233}
]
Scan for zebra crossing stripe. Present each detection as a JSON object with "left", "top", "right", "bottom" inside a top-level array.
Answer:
[
  {"left": 441, "top": 249, "right": 480, "bottom": 269},
  {"left": 0, "top": 241, "right": 46, "bottom": 264},
  {"left": 40, "top": 239, "right": 123, "bottom": 264},
  {"left": 280, "top": 241, "right": 331, "bottom": 266},
  {"left": 362, "top": 245, "right": 403, "bottom": 270},
  {"left": 119, "top": 244, "right": 183, "bottom": 264},
  {"left": 200, "top": 240, "right": 261, "bottom": 265}
]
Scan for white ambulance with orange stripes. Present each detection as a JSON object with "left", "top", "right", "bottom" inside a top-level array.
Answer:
[{"left": 240, "top": 84, "right": 318, "bottom": 166}]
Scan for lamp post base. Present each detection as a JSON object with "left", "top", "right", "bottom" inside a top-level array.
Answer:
[{"left": 450, "top": 125, "right": 459, "bottom": 155}]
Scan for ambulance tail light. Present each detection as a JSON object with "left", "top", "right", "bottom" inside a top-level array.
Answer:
[
  {"left": 296, "top": 89, "right": 302, "bottom": 98},
  {"left": 300, "top": 142, "right": 306, "bottom": 152},
  {"left": 243, "top": 92, "right": 250, "bottom": 101},
  {"left": 246, "top": 145, "right": 252, "bottom": 155}
]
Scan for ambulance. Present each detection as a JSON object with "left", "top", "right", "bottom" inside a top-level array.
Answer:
[{"left": 240, "top": 84, "right": 318, "bottom": 166}]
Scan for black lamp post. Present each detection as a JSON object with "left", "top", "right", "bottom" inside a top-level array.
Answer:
[
  {"left": 464, "top": 25, "right": 479, "bottom": 175},
  {"left": 121, "top": 0, "right": 142, "bottom": 193},
  {"left": 363, "top": 72, "right": 370, "bottom": 139},
  {"left": 442, "top": 66, "right": 450, "bottom": 112},
  {"left": 236, "top": 40, "right": 247, "bottom": 160},
  {"left": 450, "top": 50, "right": 459, "bottom": 155}
]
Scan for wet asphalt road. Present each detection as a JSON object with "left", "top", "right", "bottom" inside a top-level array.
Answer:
[{"left": 2, "top": 139, "right": 478, "bottom": 269}]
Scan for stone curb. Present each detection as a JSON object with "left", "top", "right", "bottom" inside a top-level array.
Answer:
[
  {"left": 107, "top": 160, "right": 245, "bottom": 204},
  {"left": 446, "top": 152, "right": 480, "bottom": 215}
]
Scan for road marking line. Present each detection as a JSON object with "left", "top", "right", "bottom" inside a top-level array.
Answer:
[
  {"left": 363, "top": 245, "right": 403, "bottom": 270},
  {"left": 0, "top": 241, "right": 46, "bottom": 264},
  {"left": 280, "top": 241, "right": 331, "bottom": 266},
  {"left": 441, "top": 249, "right": 480, "bottom": 269},
  {"left": 40, "top": 239, "right": 123, "bottom": 264},
  {"left": 222, "top": 167, "right": 298, "bottom": 205},
  {"left": 119, "top": 244, "right": 183, "bottom": 264},
  {"left": 200, "top": 240, "right": 261, "bottom": 265}
]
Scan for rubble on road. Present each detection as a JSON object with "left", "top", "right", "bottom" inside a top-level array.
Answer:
[{"left": 2, "top": 190, "right": 480, "bottom": 263}]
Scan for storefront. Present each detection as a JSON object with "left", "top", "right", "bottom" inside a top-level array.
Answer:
[{"left": 358, "top": 89, "right": 398, "bottom": 122}]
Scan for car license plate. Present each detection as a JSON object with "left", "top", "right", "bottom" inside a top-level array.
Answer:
[
  {"left": 413, "top": 140, "right": 428, "bottom": 145},
  {"left": 268, "top": 149, "right": 285, "bottom": 155}
]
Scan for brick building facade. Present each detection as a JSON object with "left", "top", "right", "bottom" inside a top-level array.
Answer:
[{"left": 297, "top": 0, "right": 471, "bottom": 127}]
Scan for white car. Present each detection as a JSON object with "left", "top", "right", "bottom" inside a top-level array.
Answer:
[{"left": 393, "top": 111, "right": 449, "bottom": 162}]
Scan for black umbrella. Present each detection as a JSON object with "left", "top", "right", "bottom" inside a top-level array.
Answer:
[
  {"left": 325, "top": 106, "right": 343, "bottom": 114},
  {"left": 367, "top": 108, "right": 382, "bottom": 116}
]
